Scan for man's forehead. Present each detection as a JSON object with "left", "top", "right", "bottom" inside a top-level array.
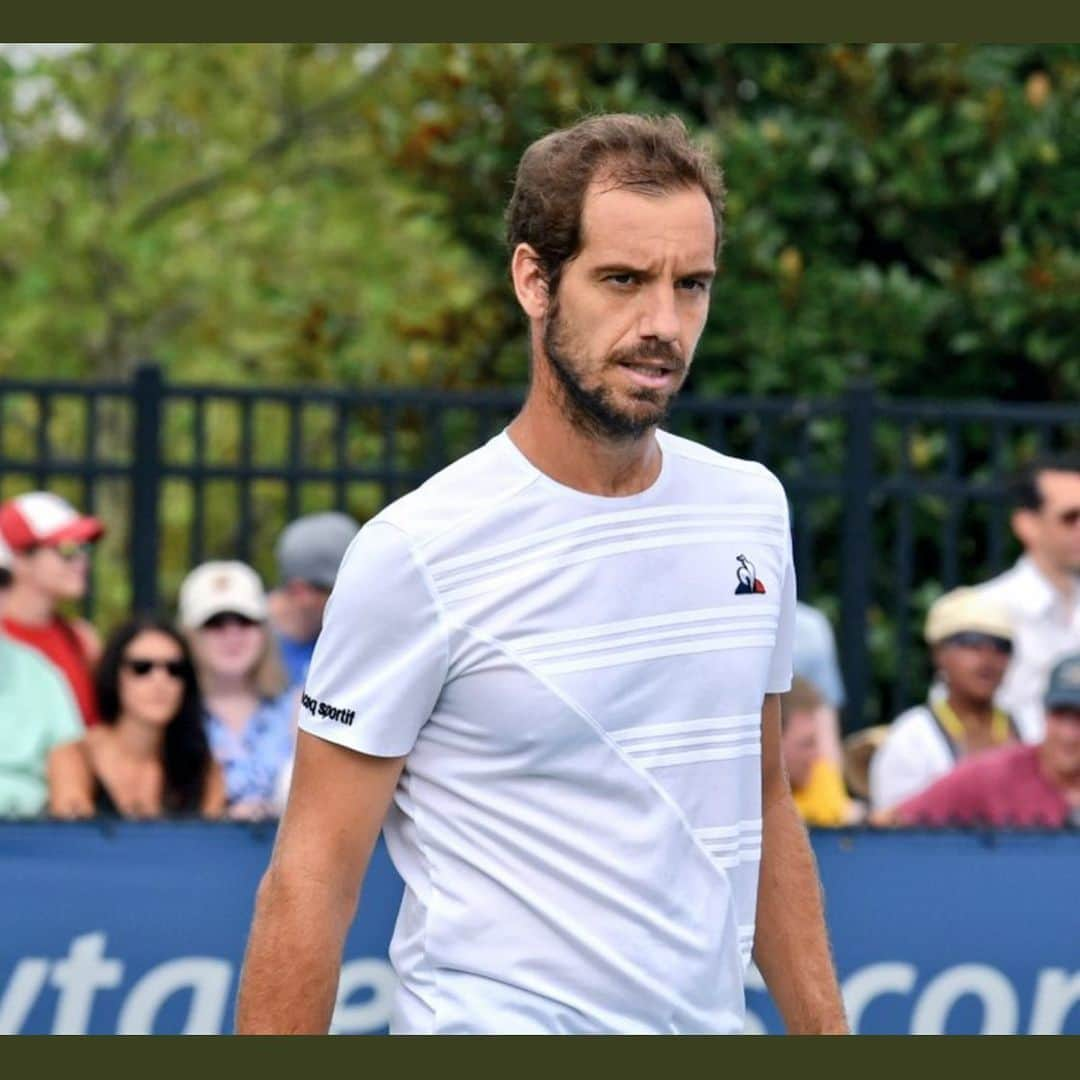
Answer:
[
  {"left": 578, "top": 181, "right": 716, "bottom": 266},
  {"left": 1037, "top": 469, "right": 1080, "bottom": 505}
]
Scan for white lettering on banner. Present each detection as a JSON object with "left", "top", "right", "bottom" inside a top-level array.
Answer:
[
  {"left": 1030, "top": 970, "right": 1080, "bottom": 1035},
  {"left": 329, "top": 958, "right": 398, "bottom": 1034},
  {"left": 2, "top": 937, "right": 1079, "bottom": 1033},
  {"left": 911, "top": 964, "right": 1019, "bottom": 1034},
  {"left": 117, "top": 958, "right": 233, "bottom": 1035},
  {"left": 841, "top": 963, "right": 917, "bottom": 1032},
  {"left": 48, "top": 932, "right": 123, "bottom": 1035},
  {"left": 0, "top": 959, "right": 49, "bottom": 1034}
]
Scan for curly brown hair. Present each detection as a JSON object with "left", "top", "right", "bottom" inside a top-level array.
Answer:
[{"left": 505, "top": 113, "right": 725, "bottom": 298}]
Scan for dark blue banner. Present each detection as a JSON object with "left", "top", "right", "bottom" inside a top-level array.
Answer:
[{"left": 2, "top": 823, "right": 1077, "bottom": 1034}]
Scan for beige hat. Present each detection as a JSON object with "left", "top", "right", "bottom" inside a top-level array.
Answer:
[
  {"left": 924, "top": 587, "right": 1012, "bottom": 646},
  {"left": 178, "top": 560, "right": 268, "bottom": 629}
]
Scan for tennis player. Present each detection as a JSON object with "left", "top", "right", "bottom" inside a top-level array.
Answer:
[{"left": 236, "top": 113, "right": 848, "bottom": 1035}]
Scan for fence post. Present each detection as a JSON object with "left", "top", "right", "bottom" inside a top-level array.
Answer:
[
  {"left": 131, "top": 364, "right": 163, "bottom": 614},
  {"left": 840, "top": 378, "right": 875, "bottom": 733}
]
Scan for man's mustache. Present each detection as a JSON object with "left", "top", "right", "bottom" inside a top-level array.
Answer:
[{"left": 608, "top": 343, "right": 686, "bottom": 371}]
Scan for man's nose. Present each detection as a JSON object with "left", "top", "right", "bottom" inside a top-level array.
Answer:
[{"left": 638, "top": 285, "right": 681, "bottom": 342}]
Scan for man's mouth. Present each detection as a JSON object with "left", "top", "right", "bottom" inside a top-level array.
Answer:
[{"left": 615, "top": 359, "right": 681, "bottom": 389}]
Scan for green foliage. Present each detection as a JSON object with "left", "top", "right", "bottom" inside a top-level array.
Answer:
[{"left": 1, "top": 44, "right": 1076, "bottom": 398}]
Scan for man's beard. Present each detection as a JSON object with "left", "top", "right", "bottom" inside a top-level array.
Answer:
[{"left": 541, "top": 303, "right": 685, "bottom": 442}]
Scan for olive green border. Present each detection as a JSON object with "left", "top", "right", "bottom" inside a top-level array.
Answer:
[{"left": 1, "top": 1, "right": 1078, "bottom": 41}]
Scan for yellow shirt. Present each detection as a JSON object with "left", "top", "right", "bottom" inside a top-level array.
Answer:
[{"left": 792, "top": 759, "right": 855, "bottom": 827}]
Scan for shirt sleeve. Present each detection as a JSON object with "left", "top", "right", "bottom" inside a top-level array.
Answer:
[
  {"left": 766, "top": 495, "right": 796, "bottom": 695},
  {"left": 299, "top": 520, "right": 449, "bottom": 758},
  {"left": 30, "top": 650, "right": 84, "bottom": 749}
]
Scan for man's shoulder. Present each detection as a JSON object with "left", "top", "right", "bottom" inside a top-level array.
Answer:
[
  {"left": 960, "top": 741, "right": 1038, "bottom": 780},
  {"left": 972, "top": 558, "right": 1029, "bottom": 601},
  {"left": 0, "top": 631, "right": 74, "bottom": 699},
  {"left": 658, "top": 430, "right": 787, "bottom": 505},
  {"left": 370, "top": 433, "right": 537, "bottom": 548}
]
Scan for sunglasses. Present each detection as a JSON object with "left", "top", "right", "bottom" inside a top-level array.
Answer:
[
  {"left": 29, "top": 541, "right": 93, "bottom": 561},
  {"left": 122, "top": 658, "right": 188, "bottom": 679},
  {"left": 944, "top": 631, "right": 1013, "bottom": 656},
  {"left": 201, "top": 612, "right": 261, "bottom": 631}
]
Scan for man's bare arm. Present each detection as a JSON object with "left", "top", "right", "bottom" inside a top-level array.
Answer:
[
  {"left": 753, "top": 693, "right": 849, "bottom": 1034},
  {"left": 234, "top": 731, "right": 405, "bottom": 1034},
  {"left": 46, "top": 740, "right": 94, "bottom": 818}
]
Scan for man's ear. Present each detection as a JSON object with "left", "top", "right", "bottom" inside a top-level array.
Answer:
[
  {"left": 511, "top": 243, "right": 550, "bottom": 321},
  {"left": 1011, "top": 508, "right": 1039, "bottom": 550}
]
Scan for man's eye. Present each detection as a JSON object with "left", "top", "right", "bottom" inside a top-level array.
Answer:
[
  {"left": 679, "top": 278, "right": 708, "bottom": 292},
  {"left": 606, "top": 273, "right": 636, "bottom": 286}
]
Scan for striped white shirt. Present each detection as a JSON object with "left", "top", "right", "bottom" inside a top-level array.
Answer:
[{"left": 301, "top": 429, "right": 796, "bottom": 1034}]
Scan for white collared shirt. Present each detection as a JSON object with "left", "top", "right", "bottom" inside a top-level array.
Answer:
[{"left": 975, "top": 556, "right": 1080, "bottom": 742}]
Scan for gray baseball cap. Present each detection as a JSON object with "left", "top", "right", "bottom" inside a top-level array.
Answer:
[
  {"left": 275, "top": 511, "right": 360, "bottom": 591},
  {"left": 1044, "top": 653, "right": 1080, "bottom": 712}
]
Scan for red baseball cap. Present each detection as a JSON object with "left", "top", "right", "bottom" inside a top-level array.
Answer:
[{"left": 0, "top": 492, "right": 105, "bottom": 552}]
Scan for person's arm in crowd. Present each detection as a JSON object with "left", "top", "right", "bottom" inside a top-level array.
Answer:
[
  {"left": 753, "top": 693, "right": 849, "bottom": 1034},
  {"left": 46, "top": 739, "right": 94, "bottom": 818},
  {"left": 234, "top": 731, "right": 404, "bottom": 1034},
  {"left": 36, "top": 652, "right": 94, "bottom": 818},
  {"left": 200, "top": 760, "right": 228, "bottom": 818}
]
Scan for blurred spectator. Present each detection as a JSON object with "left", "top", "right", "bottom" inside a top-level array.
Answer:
[
  {"left": 268, "top": 511, "right": 359, "bottom": 687},
  {"left": 870, "top": 587, "right": 1019, "bottom": 811},
  {"left": 0, "top": 492, "right": 104, "bottom": 727},
  {"left": 180, "top": 561, "right": 296, "bottom": 818},
  {"left": 793, "top": 601, "right": 846, "bottom": 768},
  {"left": 880, "top": 653, "right": 1080, "bottom": 829},
  {"left": 794, "top": 602, "right": 846, "bottom": 711},
  {"left": 975, "top": 455, "right": 1080, "bottom": 743},
  {"left": 87, "top": 617, "right": 226, "bottom": 818},
  {"left": 0, "top": 532, "right": 12, "bottom": 612},
  {"left": 0, "top": 629, "right": 92, "bottom": 818},
  {"left": 781, "top": 677, "right": 862, "bottom": 827},
  {"left": 842, "top": 725, "right": 888, "bottom": 805}
]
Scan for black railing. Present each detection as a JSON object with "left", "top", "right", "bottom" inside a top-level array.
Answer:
[{"left": 1, "top": 366, "right": 1076, "bottom": 732}]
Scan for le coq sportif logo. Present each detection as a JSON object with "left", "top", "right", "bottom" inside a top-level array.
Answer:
[{"left": 734, "top": 554, "right": 766, "bottom": 596}]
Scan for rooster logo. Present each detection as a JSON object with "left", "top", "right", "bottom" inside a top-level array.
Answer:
[{"left": 734, "top": 554, "right": 767, "bottom": 595}]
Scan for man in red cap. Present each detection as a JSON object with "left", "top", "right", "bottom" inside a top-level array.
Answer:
[{"left": 0, "top": 492, "right": 105, "bottom": 728}]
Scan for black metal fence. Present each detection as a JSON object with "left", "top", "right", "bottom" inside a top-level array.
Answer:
[{"left": 1, "top": 366, "right": 1076, "bottom": 732}]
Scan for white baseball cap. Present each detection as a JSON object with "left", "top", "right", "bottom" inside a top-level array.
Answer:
[
  {"left": 924, "top": 587, "right": 1012, "bottom": 646},
  {"left": 178, "top": 561, "right": 268, "bottom": 629},
  {"left": 0, "top": 491, "right": 105, "bottom": 552}
]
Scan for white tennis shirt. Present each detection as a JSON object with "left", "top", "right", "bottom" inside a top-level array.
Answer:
[{"left": 300, "top": 429, "right": 796, "bottom": 1034}]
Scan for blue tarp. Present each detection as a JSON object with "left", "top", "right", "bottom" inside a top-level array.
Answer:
[{"left": 1, "top": 822, "right": 1076, "bottom": 1034}]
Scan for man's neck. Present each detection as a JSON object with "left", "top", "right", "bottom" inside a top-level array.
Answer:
[
  {"left": 2, "top": 582, "right": 56, "bottom": 627},
  {"left": 943, "top": 692, "right": 995, "bottom": 731},
  {"left": 507, "top": 376, "right": 662, "bottom": 498}
]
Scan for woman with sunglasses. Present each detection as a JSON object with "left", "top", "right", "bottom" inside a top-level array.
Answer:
[
  {"left": 87, "top": 616, "right": 226, "bottom": 817},
  {"left": 179, "top": 561, "right": 297, "bottom": 819}
]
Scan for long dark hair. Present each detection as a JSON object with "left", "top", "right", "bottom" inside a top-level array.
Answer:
[{"left": 96, "top": 615, "right": 212, "bottom": 814}]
